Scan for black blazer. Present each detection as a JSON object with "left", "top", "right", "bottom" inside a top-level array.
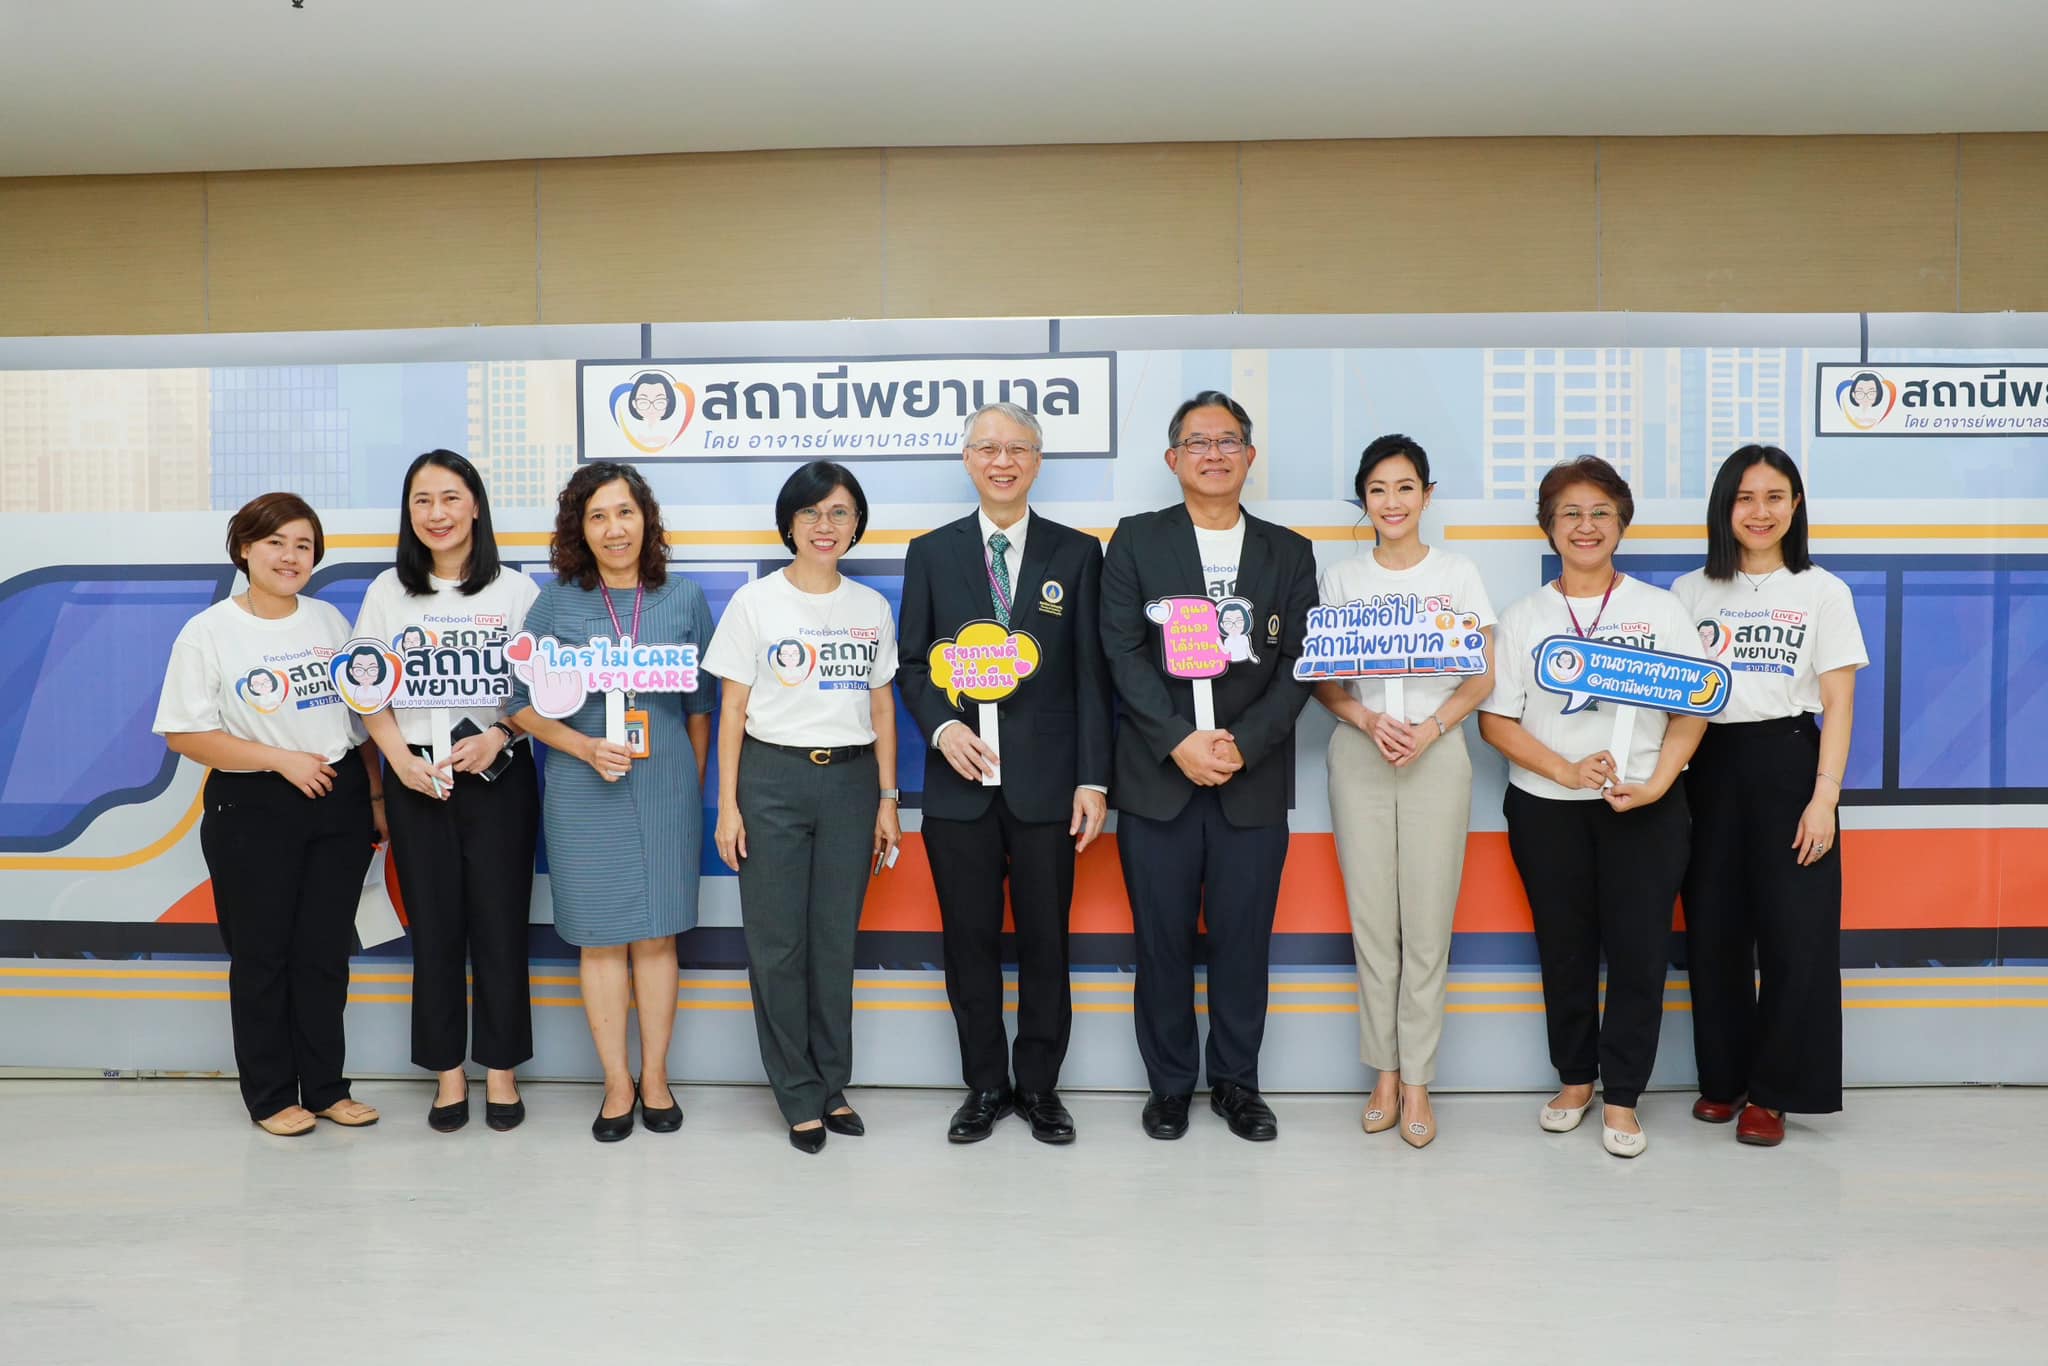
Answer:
[
  {"left": 1099, "top": 504, "right": 1317, "bottom": 826},
  {"left": 898, "top": 512, "right": 1113, "bottom": 824}
]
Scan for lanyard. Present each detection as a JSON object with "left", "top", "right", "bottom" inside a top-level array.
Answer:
[
  {"left": 602, "top": 583, "right": 643, "bottom": 704},
  {"left": 1557, "top": 573, "right": 1620, "bottom": 639}
]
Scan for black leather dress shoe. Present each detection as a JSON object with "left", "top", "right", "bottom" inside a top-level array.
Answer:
[
  {"left": 1013, "top": 1090, "right": 1076, "bottom": 1145},
  {"left": 823, "top": 1108, "right": 865, "bottom": 1136},
  {"left": 1210, "top": 1081, "right": 1279, "bottom": 1141},
  {"left": 639, "top": 1083, "right": 683, "bottom": 1133},
  {"left": 789, "top": 1123, "right": 828, "bottom": 1154},
  {"left": 947, "top": 1087, "right": 1014, "bottom": 1143},
  {"left": 1141, "top": 1091, "right": 1191, "bottom": 1140},
  {"left": 427, "top": 1087, "right": 469, "bottom": 1133},
  {"left": 484, "top": 1097, "right": 524, "bottom": 1132},
  {"left": 592, "top": 1092, "right": 635, "bottom": 1143}
]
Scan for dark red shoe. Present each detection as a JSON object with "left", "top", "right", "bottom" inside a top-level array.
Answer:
[
  {"left": 1736, "top": 1104, "right": 1785, "bottom": 1146},
  {"left": 1691, "top": 1095, "right": 1744, "bottom": 1124}
]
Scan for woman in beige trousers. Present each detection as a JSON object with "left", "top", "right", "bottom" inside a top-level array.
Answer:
[{"left": 1314, "top": 435, "right": 1495, "bottom": 1148}]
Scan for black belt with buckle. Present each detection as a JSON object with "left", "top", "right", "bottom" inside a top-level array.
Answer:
[{"left": 749, "top": 739, "right": 875, "bottom": 766}]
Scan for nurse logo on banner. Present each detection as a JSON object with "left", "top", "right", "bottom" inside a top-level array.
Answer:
[
  {"left": 1145, "top": 594, "right": 1253, "bottom": 730},
  {"left": 1532, "top": 635, "right": 1731, "bottom": 782},
  {"left": 1294, "top": 593, "right": 1487, "bottom": 719},
  {"left": 926, "top": 621, "right": 1041, "bottom": 787}
]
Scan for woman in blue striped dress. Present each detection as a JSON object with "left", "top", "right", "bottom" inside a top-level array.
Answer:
[{"left": 512, "top": 462, "right": 717, "bottom": 1142}]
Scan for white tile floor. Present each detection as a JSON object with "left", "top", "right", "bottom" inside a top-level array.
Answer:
[{"left": 3, "top": 1081, "right": 2045, "bottom": 1365}]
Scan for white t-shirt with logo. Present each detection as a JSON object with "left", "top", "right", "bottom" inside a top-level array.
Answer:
[
  {"left": 351, "top": 567, "right": 540, "bottom": 747},
  {"left": 1193, "top": 517, "right": 1245, "bottom": 601},
  {"left": 154, "top": 595, "right": 360, "bottom": 766},
  {"left": 701, "top": 569, "right": 900, "bottom": 748},
  {"left": 1671, "top": 566, "right": 1868, "bottom": 725},
  {"left": 1318, "top": 546, "right": 1498, "bottom": 725},
  {"left": 1480, "top": 575, "right": 1704, "bottom": 801}
]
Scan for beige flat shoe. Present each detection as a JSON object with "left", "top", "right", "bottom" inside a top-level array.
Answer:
[
  {"left": 254, "top": 1106, "right": 316, "bottom": 1137},
  {"left": 1361, "top": 1101, "right": 1398, "bottom": 1134},
  {"left": 316, "top": 1098, "right": 380, "bottom": 1128}
]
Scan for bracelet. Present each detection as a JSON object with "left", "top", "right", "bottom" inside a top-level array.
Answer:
[
  {"left": 1431, "top": 714, "right": 1448, "bottom": 738},
  {"left": 370, "top": 795, "right": 386, "bottom": 803},
  {"left": 1816, "top": 770, "right": 1841, "bottom": 787},
  {"left": 491, "top": 720, "right": 517, "bottom": 743}
]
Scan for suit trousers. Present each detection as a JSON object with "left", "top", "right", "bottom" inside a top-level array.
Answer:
[
  {"left": 1503, "top": 782, "right": 1690, "bottom": 1109},
  {"left": 1116, "top": 787, "right": 1290, "bottom": 1095},
  {"left": 735, "top": 739, "right": 879, "bottom": 1125},
  {"left": 1682, "top": 716, "right": 1844, "bottom": 1114},
  {"left": 923, "top": 801, "right": 1075, "bottom": 1093},
  {"left": 385, "top": 744, "right": 539, "bottom": 1073},
  {"left": 200, "top": 758, "right": 375, "bottom": 1120},
  {"left": 1326, "top": 723, "right": 1472, "bottom": 1084}
]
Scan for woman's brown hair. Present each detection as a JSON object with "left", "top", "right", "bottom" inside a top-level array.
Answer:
[
  {"left": 550, "top": 461, "right": 669, "bottom": 591},
  {"left": 225, "top": 492, "right": 324, "bottom": 573},
  {"left": 1535, "top": 455, "right": 1634, "bottom": 549}
]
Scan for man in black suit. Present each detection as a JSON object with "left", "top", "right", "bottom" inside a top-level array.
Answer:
[
  {"left": 899, "top": 401, "right": 1113, "bottom": 1144},
  {"left": 1100, "top": 389, "right": 1317, "bottom": 1142}
]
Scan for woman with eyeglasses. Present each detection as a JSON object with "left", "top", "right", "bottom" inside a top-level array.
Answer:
[
  {"left": 1477, "top": 456, "right": 1706, "bottom": 1159},
  {"left": 703, "top": 460, "right": 902, "bottom": 1153},
  {"left": 1671, "top": 445, "right": 1867, "bottom": 1147}
]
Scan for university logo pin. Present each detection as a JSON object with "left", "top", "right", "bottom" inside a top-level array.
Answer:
[{"left": 1038, "top": 579, "right": 1065, "bottom": 615}]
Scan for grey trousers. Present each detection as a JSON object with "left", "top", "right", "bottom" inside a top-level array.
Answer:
[
  {"left": 735, "top": 739, "right": 879, "bottom": 1126},
  {"left": 1326, "top": 723, "right": 1472, "bottom": 1084}
]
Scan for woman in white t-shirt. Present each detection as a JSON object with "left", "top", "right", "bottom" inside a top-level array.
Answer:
[
  {"left": 152, "top": 493, "right": 384, "bottom": 1137},
  {"left": 1672, "top": 445, "right": 1868, "bottom": 1147},
  {"left": 353, "top": 450, "right": 541, "bottom": 1135},
  {"left": 703, "top": 461, "right": 901, "bottom": 1154},
  {"left": 1312, "top": 435, "right": 1494, "bottom": 1149},
  {"left": 1478, "top": 456, "right": 1707, "bottom": 1160}
]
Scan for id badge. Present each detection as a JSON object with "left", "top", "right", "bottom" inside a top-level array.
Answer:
[{"left": 623, "top": 709, "right": 651, "bottom": 759}]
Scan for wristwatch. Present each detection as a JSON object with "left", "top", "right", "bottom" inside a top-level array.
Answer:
[
  {"left": 879, "top": 788, "right": 901, "bottom": 802},
  {"left": 491, "top": 721, "right": 517, "bottom": 744}
]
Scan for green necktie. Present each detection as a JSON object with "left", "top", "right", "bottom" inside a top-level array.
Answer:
[{"left": 988, "top": 531, "right": 1012, "bottom": 627}]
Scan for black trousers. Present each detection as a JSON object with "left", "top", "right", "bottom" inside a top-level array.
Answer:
[
  {"left": 923, "top": 802, "right": 1075, "bottom": 1094},
  {"left": 1503, "top": 783, "right": 1690, "bottom": 1109},
  {"left": 1683, "top": 716, "right": 1844, "bottom": 1113},
  {"left": 1116, "top": 789, "right": 1290, "bottom": 1095},
  {"left": 200, "top": 755, "right": 375, "bottom": 1120},
  {"left": 386, "top": 744, "right": 540, "bottom": 1072}
]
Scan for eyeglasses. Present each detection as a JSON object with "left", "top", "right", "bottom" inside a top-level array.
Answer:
[
  {"left": 794, "top": 506, "right": 856, "bottom": 526},
  {"left": 1177, "top": 436, "right": 1246, "bottom": 456},
  {"left": 1554, "top": 506, "right": 1618, "bottom": 525},
  {"left": 966, "top": 441, "right": 1040, "bottom": 461}
]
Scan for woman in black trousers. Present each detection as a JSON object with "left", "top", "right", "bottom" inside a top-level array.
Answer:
[{"left": 1673, "top": 445, "right": 1867, "bottom": 1146}]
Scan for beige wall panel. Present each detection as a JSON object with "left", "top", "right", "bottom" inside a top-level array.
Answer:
[
  {"left": 540, "top": 151, "right": 883, "bottom": 323},
  {"left": 883, "top": 144, "right": 1238, "bottom": 318},
  {"left": 206, "top": 162, "right": 538, "bottom": 332},
  {"left": 1241, "top": 139, "right": 1597, "bottom": 313},
  {"left": 0, "top": 175, "right": 207, "bottom": 335},
  {"left": 1960, "top": 133, "right": 2048, "bottom": 312},
  {"left": 1600, "top": 136, "right": 1957, "bottom": 312}
]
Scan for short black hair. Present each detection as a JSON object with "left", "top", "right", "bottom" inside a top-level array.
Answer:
[
  {"left": 1848, "top": 371, "right": 1884, "bottom": 400},
  {"left": 1704, "top": 444, "right": 1811, "bottom": 580},
  {"left": 1166, "top": 390, "right": 1253, "bottom": 448},
  {"left": 396, "top": 449, "right": 502, "bottom": 597},
  {"left": 774, "top": 461, "right": 869, "bottom": 553},
  {"left": 629, "top": 372, "right": 677, "bottom": 420},
  {"left": 344, "top": 645, "right": 389, "bottom": 684},
  {"left": 1354, "top": 433, "right": 1432, "bottom": 502}
]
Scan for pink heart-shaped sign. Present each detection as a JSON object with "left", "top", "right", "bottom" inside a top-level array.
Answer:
[{"left": 504, "top": 634, "right": 535, "bottom": 664}]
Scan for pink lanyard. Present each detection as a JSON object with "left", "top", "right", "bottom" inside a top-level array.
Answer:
[
  {"left": 1557, "top": 573, "right": 1619, "bottom": 638},
  {"left": 602, "top": 583, "right": 644, "bottom": 703}
]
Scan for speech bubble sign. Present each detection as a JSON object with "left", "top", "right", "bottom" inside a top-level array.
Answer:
[
  {"left": 330, "top": 637, "right": 404, "bottom": 715},
  {"left": 505, "top": 633, "right": 701, "bottom": 720},
  {"left": 1532, "top": 634, "right": 1731, "bottom": 717},
  {"left": 1145, "top": 595, "right": 1244, "bottom": 678},
  {"left": 927, "top": 620, "right": 1041, "bottom": 709},
  {"left": 1293, "top": 594, "right": 1488, "bottom": 682}
]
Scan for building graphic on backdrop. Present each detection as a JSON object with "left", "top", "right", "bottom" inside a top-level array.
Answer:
[
  {"left": 1671, "top": 348, "right": 1803, "bottom": 498},
  {"left": 468, "top": 360, "right": 579, "bottom": 508},
  {"left": 0, "top": 369, "right": 210, "bottom": 513},
  {"left": 1482, "top": 348, "right": 1641, "bottom": 500},
  {"left": 209, "top": 366, "right": 348, "bottom": 510}
]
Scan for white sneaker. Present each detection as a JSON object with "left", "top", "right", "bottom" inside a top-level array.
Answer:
[
  {"left": 1539, "top": 1094, "right": 1592, "bottom": 1133},
  {"left": 1602, "top": 1114, "right": 1648, "bottom": 1158}
]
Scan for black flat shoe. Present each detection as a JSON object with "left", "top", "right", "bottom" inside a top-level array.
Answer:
[
  {"left": 1210, "top": 1081, "right": 1279, "bottom": 1141},
  {"left": 427, "top": 1090, "right": 469, "bottom": 1133},
  {"left": 947, "top": 1087, "right": 1013, "bottom": 1143},
  {"left": 1014, "top": 1089, "right": 1076, "bottom": 1145},
  {"left": 1141, "top": 1091, "right": 1191, "bottom": 1140},
  {"left": 639, "top": 1083, "right": 683, "bottom": 1134},
  {"left": 823, "top": 1108, "right": 864, "bottom": 1136},
  {"left": 789, "top": 1123, "right": 827, "bottom": 1154},
  {"left": 484, "top": 1097, "right": 525, "bottom": 1132},
  {"left": 592, "top": 1091, "right": 635, "bottom": 1143}
]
